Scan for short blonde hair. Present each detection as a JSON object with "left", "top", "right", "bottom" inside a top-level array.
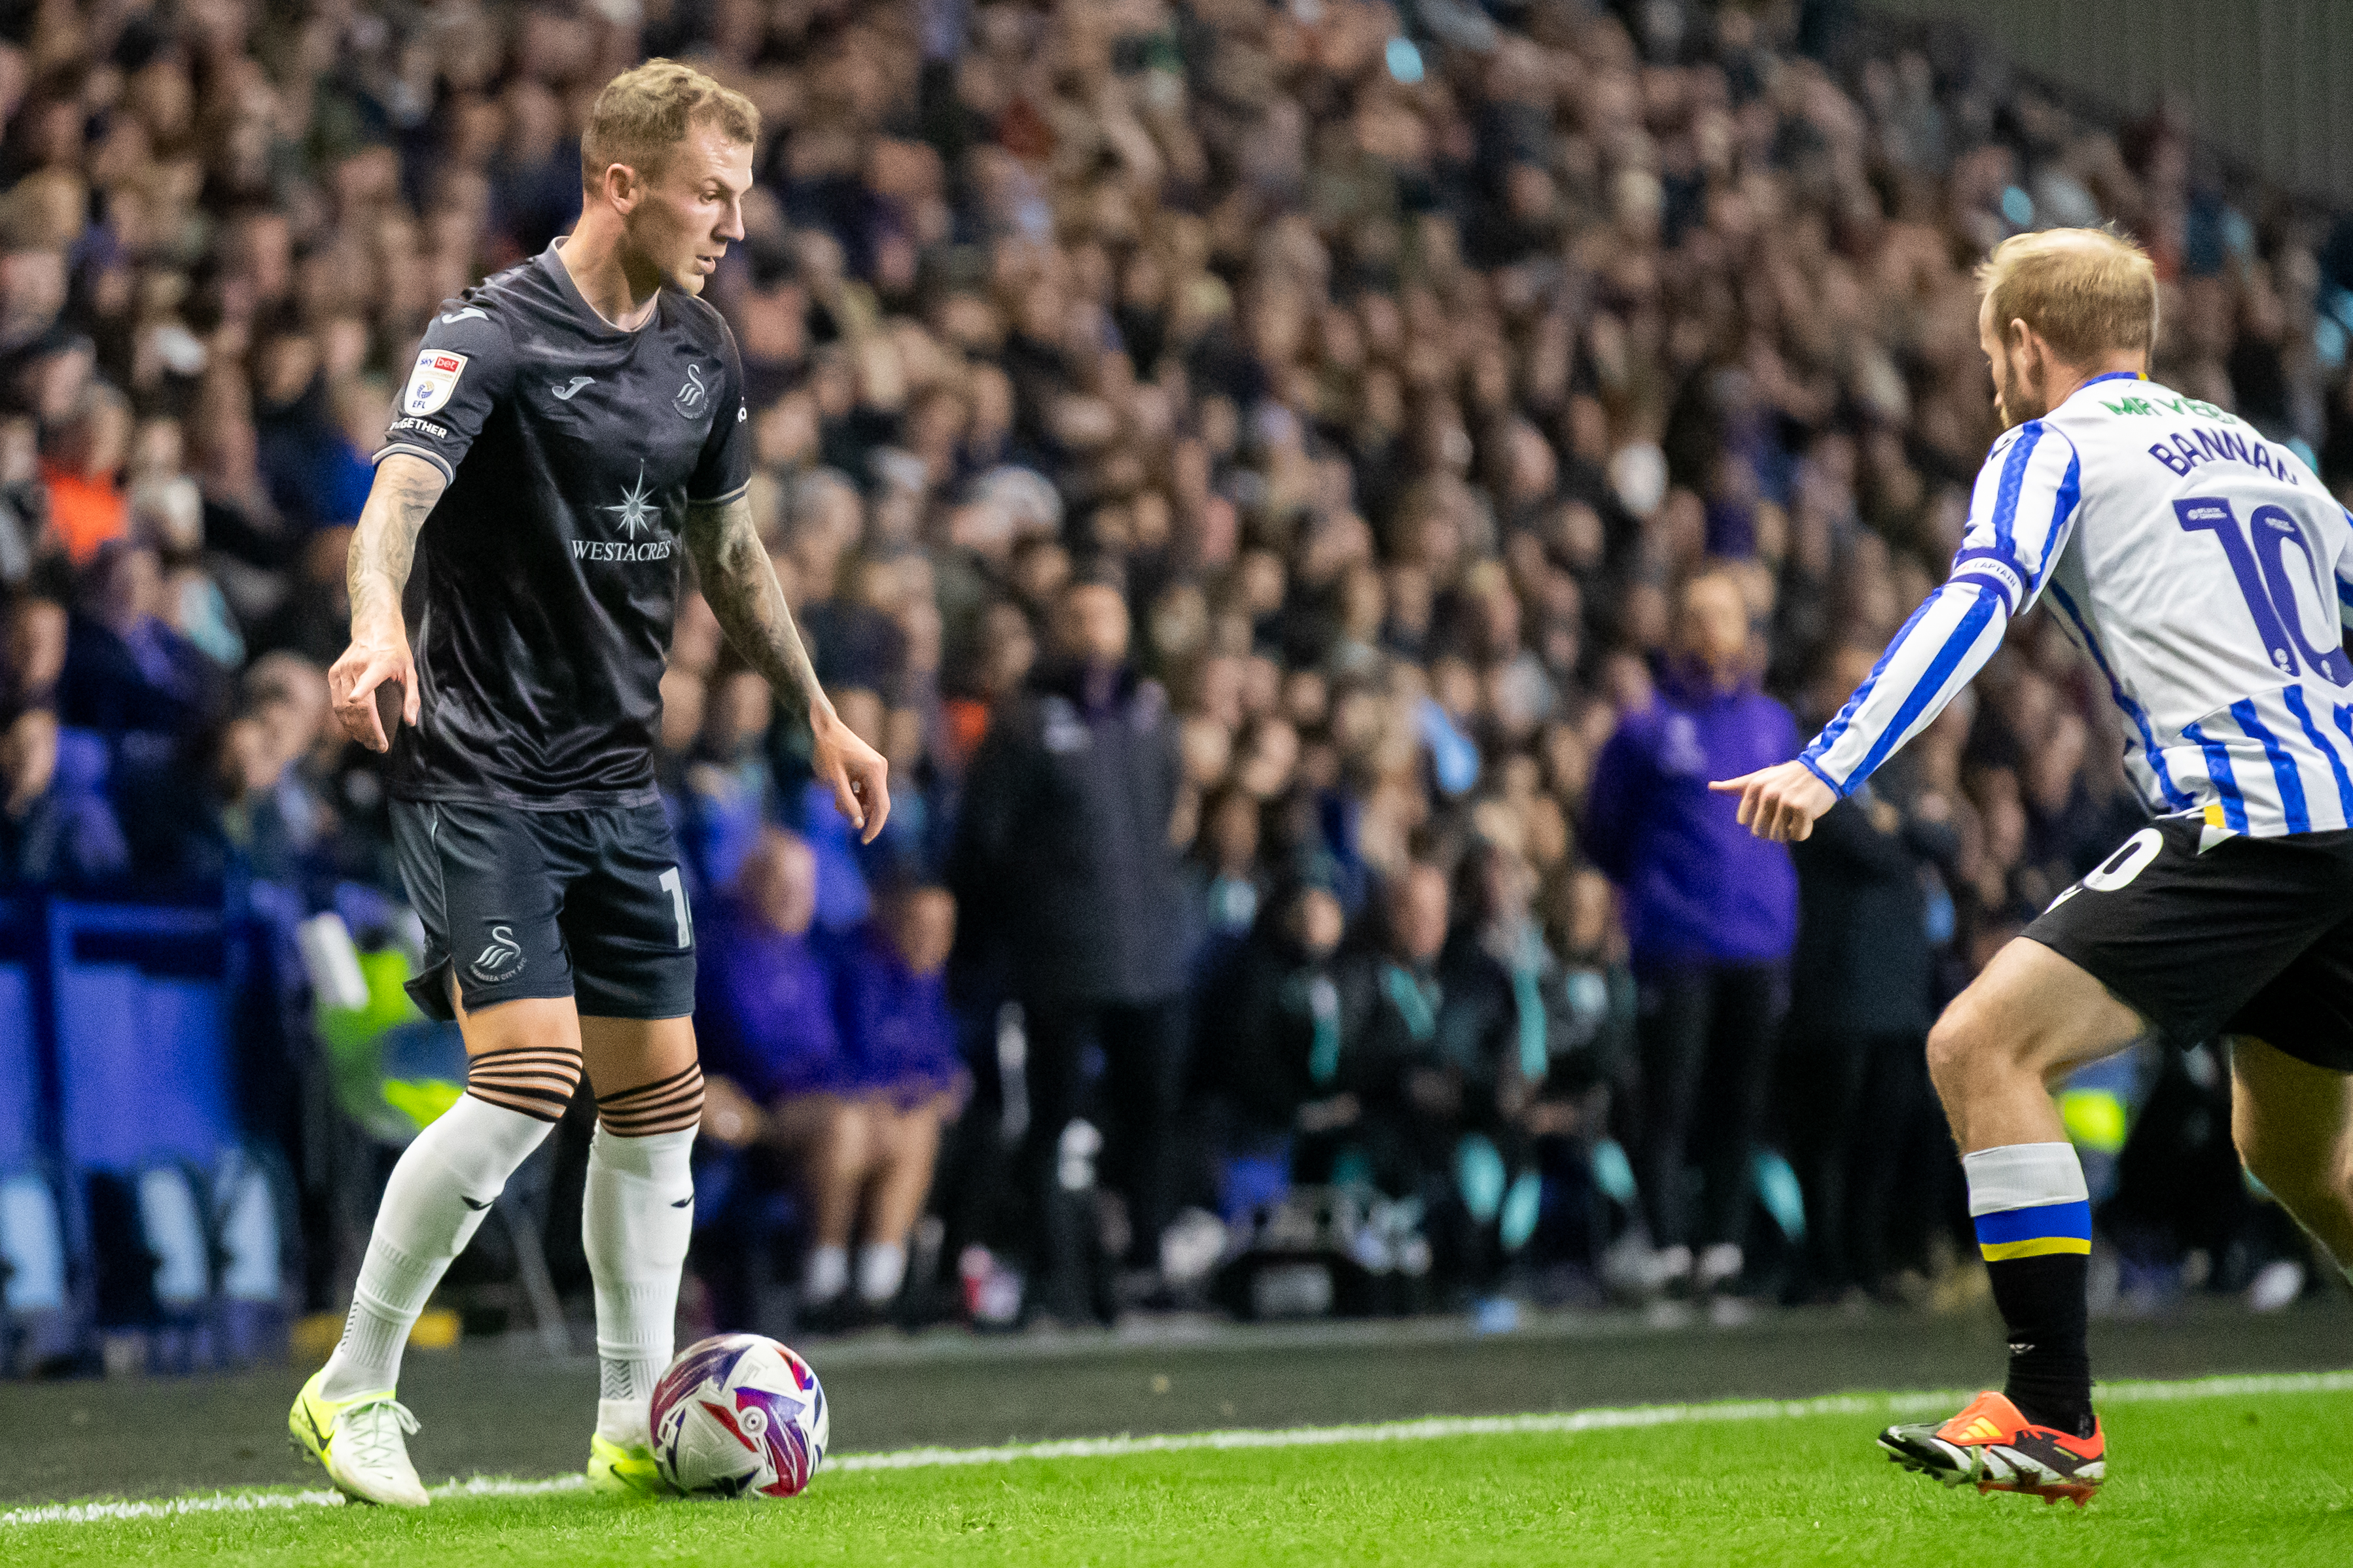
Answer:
[
  {"left": 581, "top": 59, "right": 759, "bottom": 192},
  {"left": 1976, "top": 227, "right": 2159, "bottom": 364}
]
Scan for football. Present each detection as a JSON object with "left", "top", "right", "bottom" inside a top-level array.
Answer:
[{"left": 650, "top": 1334, "right": 830, "bottom": 1499}]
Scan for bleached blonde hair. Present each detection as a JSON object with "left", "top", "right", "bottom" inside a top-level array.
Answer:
[
  {"left": 1977, "top": 226, "right": 2159, "bottom": 364},
  {"left": 580, "top": 59, "right": 759, "bottom": 192}
]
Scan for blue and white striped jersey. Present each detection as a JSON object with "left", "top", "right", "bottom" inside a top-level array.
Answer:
[{"left": 1801, "top": 372, "right": 2353, "bottom": 837}]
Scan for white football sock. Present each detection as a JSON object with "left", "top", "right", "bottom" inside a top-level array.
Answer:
[
  {"left": 857, "top": 1241, "right": 907, "bottom": 1305},
  {"left": 804, "top": 1244, "right": 849, "bottom": 1303},
  {"left": 584, "top": 1124, "right": 696, "bottom": 1448},
  {"left": 321, "top": 1095, "right": 554, "bottom": 1401}
]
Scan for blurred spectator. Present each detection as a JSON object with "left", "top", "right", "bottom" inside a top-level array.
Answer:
[
  {"left": 1337, "top": 862, "right": 1466, "bottom": 1209},
  {"left": 702, "top": 832, "right": 966, "bottom": 1324},
  {"left": 0, "top": 0, "right": 2335, "bottom": 1331},
  {"left": 701, "top": 829, "right": 847, "bottom": 1121},
  {"left": 1781, "top": 644, "right": 1962, "bottom": 1304},
  {"left": 1199, "top": 878, "right": 1349, "bottom": 1217},
  {"left": 681, "top": 667, "right": 776, "bottom": 895},
  {"left": 952, "top": 570, "right": 1188, "bottom": 1313},
  {"left": 2, "top": 593, "right": 65, "bottom": 717},
  {"left": 135, "top": 474, "right": 245, "bottom": 669},
  {"left": 1188, "top": 784, "right": 1264, "bottom": 966},
  {"left": 0, "top": 416, "right": 44, "bottom": 587},
  {"left": 1437, "top": 843, "right": 1561, "bottom": 1274},
  {"left": 796, "top": 685, "right": 886, "bottom": 933},
  {"left": 0, "top": 706, "right": 126, "bottom": 886},
  {"left": 41, "top": 381, "right": 129, "bottom": 565},
  {"left": 697, "top": 828, "right": 852, "bottom": 1320},
  {"left": 253, "top": 318, "right": 370, "bottom": 532},
  {"left": 58, "top": 539, "right": 215, "bottom": 735},
  {"left": 822, "top": 880, "right": 971, "bottom": 1312},
  {"left": 1588, "top": 568, "right": 1799, "bottom": 1299}
]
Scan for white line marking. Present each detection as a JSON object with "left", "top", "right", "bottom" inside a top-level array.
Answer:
[
  {"left": 7, "top": 1370, "right": 2348, "bottom": 1527},
  {"left": 0, "top": 1474, "right": 591, "bottom": 1527}
]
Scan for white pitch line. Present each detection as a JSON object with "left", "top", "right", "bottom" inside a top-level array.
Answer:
[
  {"left": 0, "top": 1474, "right": 592, "bottom": 1527},
  {"left": 7, "top": 1369, "right": 2349, "bottom": 1528}
]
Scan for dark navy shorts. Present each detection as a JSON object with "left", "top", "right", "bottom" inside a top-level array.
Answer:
[
  {"left": 2027, "top": 816, "right": 2353, "bottom": 1071},
  {"left": 391, "top": 798, "right": 697, "bottom": 1022}
]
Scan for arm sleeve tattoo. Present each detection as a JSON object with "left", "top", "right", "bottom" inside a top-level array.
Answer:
[
  {"left": 346, "top": 453, "right": 448, "bottom": 632},
  {"left": 684, "top": 493, "right": 826, "bottom": 722}
]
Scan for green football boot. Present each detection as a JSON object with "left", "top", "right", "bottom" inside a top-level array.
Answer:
[
  {"left": 587, "top": 1432, "right": 679, "bottom": 1498},
  {"left": 288, "top": 1367, "right": 429, "bottom": 1507}
]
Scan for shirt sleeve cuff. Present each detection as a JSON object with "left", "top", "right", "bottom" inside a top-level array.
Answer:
[
  {"left": 374, "top": 442, "right": 455, "bottom": 485},
  {"left": 685, "top": 481, "right": 751, "bottom": 511},
  {"left": 1797, "top": 751, "right": 1847, "bottom": 799}
]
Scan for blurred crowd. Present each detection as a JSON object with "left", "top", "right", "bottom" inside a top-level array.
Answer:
[{"left": 3, "top": 0, "right": 2346, "bottom": 1329}]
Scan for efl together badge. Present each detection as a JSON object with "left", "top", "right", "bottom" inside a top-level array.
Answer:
[{"left": 404, "top": 349, "right": 469, "bottom": 417}]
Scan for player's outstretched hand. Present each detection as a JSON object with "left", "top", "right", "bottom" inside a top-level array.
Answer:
[
  {"left": 328, "top": 635, "right": 419, "bottom": 752},
  {"left": 811, "top": 701, "right": 891, "bottom": 845},
  {"left": 1709, "top": 759, "right": 1837, "bottom": 843}
]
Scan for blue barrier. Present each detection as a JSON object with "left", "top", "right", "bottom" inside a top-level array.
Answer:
[
  {"left": 48, "top": 903, "right": 235, "bottom": 1172},
  {"left": 0, "top": 962, "right": 33, "bottom": 1173},
  {"left": 0, "top": 906, "right": 61, "bottom": 1360}
]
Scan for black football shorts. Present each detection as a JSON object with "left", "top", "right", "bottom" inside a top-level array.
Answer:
[
  {"left": 391, "top": 798, "right": 697, "bottom": 1022},
  {"left": 2026, "top": 816, "right": 2353, "bottom": 1071}
]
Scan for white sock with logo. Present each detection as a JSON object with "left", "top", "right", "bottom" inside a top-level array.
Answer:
[
  {"left": 321, "top": 1095, "right": 554, "bottom": 1401},
  {"left": 584, "top": 1124, "right": 698, "bottom": 1448}
]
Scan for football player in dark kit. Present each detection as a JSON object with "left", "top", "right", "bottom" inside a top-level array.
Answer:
[{"left": 288, "top": 60, "right": 888, "bottom": 1507}]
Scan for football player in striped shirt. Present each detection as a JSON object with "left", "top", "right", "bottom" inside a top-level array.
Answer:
[{"left": 1717, "top": 226, "right": 2353, "bottom": 1504}]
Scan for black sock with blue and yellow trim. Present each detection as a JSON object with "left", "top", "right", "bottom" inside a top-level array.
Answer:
[
  {"left": 1987, "top": 1252, "right": 2093, "bottom": 1438},
  {"left": 1965, "top": 1141, "right": 2097, "bottom": 1440}
]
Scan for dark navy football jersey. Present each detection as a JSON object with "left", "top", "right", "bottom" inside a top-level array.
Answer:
[{"left": 376, "top": 243, "right": 751, "bottom": 808}]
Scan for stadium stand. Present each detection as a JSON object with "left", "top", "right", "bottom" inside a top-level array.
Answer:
[{"left": 1, "top": 0, "right": 2347, "bottom": 1357}]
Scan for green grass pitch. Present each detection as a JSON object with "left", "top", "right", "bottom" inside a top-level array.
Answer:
[{"left": 7, "top": 1380, "right": 2352, "bottom": 1567}]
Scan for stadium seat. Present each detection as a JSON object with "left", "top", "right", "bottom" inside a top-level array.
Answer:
[
  {"left": 48, "top": 902, "right": 289, "bottom": 1367},
  {"left": 0, "top": 903, "right": 73, "bottom": 1374},
  {"left": 0, "top": 951, "right": 40, "bottom": 1177},
  {"left": 54, "top": 958, "right": 230, "bottom": 1170}
]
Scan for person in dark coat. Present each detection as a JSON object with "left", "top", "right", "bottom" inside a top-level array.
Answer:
[
  {"left": 1585, "top": 565, "right": 1799, "bottom": 1300},
  {"left": 949, "top": 566, "right": 1190, "bottom": 1311},
  {"left": 1202, "top": 878, "right": 1351, "bottom": 1200},
  {"left": 1337, "top": 861, "right": 1474, "bottom": 1204},
  {"left": 1434, "top": 843, "right": 1564, "bottom": 1276},
  {"left": 1781, "top": 644, "right": 1962, "bottom": 1302}
]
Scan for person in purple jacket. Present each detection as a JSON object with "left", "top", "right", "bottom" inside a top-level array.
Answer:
[
  {"left": 1585, "top": 565, "right": 1799, "bottom": 1304},
  {"left": 696, "top": 826, "right": 868, "bottom": 1318},
  {"left": 825, "top": 879, "right": 972, "bottom": 1314},
  {"left": 698, "top": 828, "right": 849, "bottom": 1115}
]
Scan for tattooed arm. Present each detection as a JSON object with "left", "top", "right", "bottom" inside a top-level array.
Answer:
[
  {"left": 686, "top": 491, "right": 891, "bottom": 841},
  {"left": 328, "top": 453, "right": 447, "bottom": 751}
]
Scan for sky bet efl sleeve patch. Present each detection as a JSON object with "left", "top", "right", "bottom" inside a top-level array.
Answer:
[{"left": 402, "top": 349, "right": 469, "bottom": 417}]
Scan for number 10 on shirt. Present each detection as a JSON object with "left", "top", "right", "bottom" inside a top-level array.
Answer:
[{"left": 2174, "top": 496, "right": 2353, "bottom": 685}]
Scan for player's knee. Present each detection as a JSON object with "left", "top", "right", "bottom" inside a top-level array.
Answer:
[
  {"left": 594, "top": 1060, "right": 705, "bottom": 1138},
  {"left": 2233, "top": 1119, "right": 2348, "bottom": 1217},
  {"left": 1922, "top": 1007, "right": 1990, "bottom": 1097}
]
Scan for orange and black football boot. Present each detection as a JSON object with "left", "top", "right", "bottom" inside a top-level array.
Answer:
[{"left": 1878, "top": 1390, "right": 2104, "bottom": 1506}]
